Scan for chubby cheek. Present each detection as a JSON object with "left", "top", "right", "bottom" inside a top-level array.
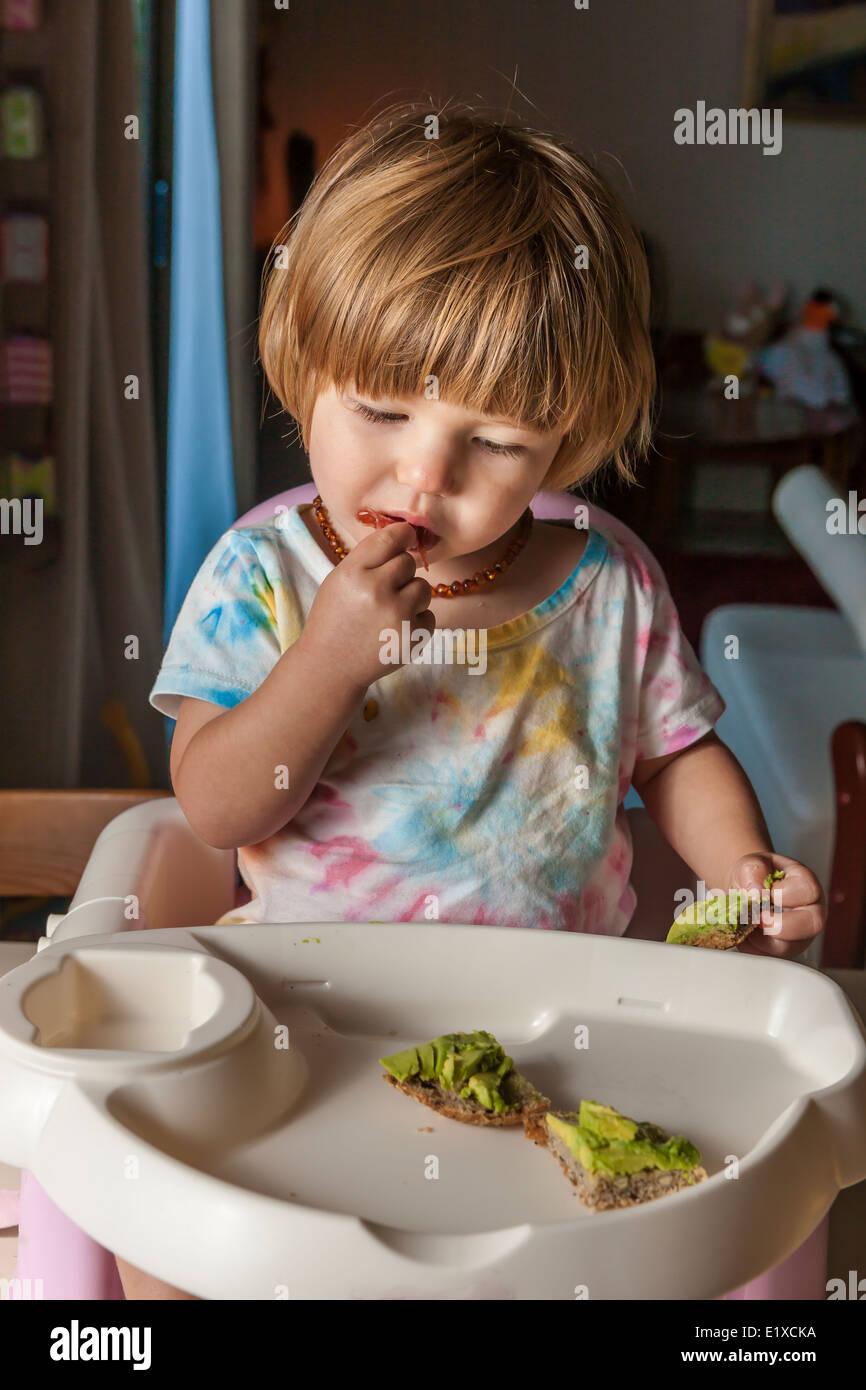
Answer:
[
  {"left": 459, "top": 508, "right": 514, "bottom": 552},
  {"left": 463, "top": 480, "right": 536, "bottom": 546},
  {"left": 308, "top": 409, "right": 380, "bottom": 518}
]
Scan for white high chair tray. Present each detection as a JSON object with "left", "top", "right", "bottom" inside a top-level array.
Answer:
[{"left": 1, "top": 922, "right": 865, "bottom": 1300}]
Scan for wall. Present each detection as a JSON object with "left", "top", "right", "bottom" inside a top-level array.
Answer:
[{"left": 256, "top": 0, "right": 866, "bottom": 330}]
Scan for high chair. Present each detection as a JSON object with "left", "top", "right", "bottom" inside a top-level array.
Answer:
[{"left": 1, "top": 485, "right": 862, "bottom": 1300}]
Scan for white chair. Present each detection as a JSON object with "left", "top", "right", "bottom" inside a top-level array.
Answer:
[{"left": 700, "top": 466, "right": 866, "bottom": 971}]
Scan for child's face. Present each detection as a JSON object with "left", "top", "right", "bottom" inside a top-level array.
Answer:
[{"left": 307, "top": 381, "right": 565, "bottom": 567}]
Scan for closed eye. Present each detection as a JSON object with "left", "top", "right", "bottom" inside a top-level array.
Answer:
[{"left": 350, "top": 400, "right": 526, "bottom": 458}]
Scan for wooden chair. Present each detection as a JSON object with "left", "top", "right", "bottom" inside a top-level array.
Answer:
[
  {"left": 823, "top": 721, "right": 866, "bottom": 969},
  {"left": 0, "top": 790, "right": 172, "bottom": 918}
]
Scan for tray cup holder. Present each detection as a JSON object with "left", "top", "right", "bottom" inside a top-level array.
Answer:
[
  {"left": 12, "top": 945, "right": 307, "bottom": 1152},
  {"left": 22, "top": 949, "right": 234, "bottom": 1053}
]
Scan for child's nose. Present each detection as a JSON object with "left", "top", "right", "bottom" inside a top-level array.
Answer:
[{"left": 395, "top": 447, "right": 455, "bottom": 496}]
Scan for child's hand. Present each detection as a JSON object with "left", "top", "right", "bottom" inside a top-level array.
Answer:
[
  {"left": 727, "top": 853, "right": 826, "bottom": 961},
  {"left": 300, "top": 520, "right": 436, "bottom": 689}
]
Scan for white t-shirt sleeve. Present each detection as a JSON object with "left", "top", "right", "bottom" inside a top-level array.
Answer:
[
  {"left": 149, "top": 528, "right": 285, "bottom": 721},
  {"left": 632, "top": 551, "right": 726, "bottom": 762}
]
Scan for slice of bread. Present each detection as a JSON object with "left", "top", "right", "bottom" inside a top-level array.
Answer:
[
  {"left": 529, "top": 1108, "right": 707, "bottom": 1211},
  {"left": 673, "top": 922, "right": 756, "bottom": 950},
  {"left": 523, "top": 1105, "right": 552, "bottom": 1144},
  {"left": 667, "top": 890, "right": 758, "bottom": 949},
  {"left": 382, "top": 1066, "right": 551, "bottom": 1127},
  {"left": 667, "top": 871, "right": 785, "bottom": 950}
]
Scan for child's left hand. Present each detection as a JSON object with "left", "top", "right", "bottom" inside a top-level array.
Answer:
[{"left": 727, "top": 853, "right": 826, "bottom": 960}]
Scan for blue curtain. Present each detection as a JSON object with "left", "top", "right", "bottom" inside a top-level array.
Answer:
[{"left": 164, "top": 0, "right": 236, "bottom": 653}]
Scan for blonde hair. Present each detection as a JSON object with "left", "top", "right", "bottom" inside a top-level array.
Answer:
[{"left": 259, "top": 99, "right": 656, "bottom": 493}]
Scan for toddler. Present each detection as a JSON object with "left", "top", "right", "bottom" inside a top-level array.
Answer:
[{"left": 121, "top": 102, "right": 824, "bottom": 1299}]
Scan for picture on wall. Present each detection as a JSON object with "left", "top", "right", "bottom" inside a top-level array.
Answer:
[{"left": 745, "top": 0, "right": 866, "bottom": 119}]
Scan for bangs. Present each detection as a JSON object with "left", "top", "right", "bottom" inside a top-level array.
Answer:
[{"left": 323, "top": 233, "right": 581, "bottom": 439}]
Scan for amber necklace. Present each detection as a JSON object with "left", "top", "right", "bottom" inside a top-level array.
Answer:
[{"left": 311, "top": 495, "right": 533, "bottom": 598}]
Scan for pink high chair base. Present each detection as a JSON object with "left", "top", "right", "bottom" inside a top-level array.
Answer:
[
  {"left": 8, "top": 486, "right": 832, "bottom": 1300},
  {"left": 12, "top": 1172, "right": 830, "bottom": 1301}
]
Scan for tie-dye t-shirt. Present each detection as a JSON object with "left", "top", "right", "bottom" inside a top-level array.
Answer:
[{"left": 149, "top": 503, "right": 725, "bottom": 934}]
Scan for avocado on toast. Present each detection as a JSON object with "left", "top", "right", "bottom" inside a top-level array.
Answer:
[
  {"left": 666, "top": 870, "right": 785, "bottom": 949},
  {"left": 529, "top": 1099, "right": 707, "bottom": 1211},
  {"left": 379, "top": 1029, "right": 551, "bottom": 1128}
]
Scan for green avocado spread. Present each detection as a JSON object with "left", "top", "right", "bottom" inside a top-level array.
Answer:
[
  {"left": 546, "top": 1100, "right": 702, "bottom": 1175},
  {"left": 379, "top": 1030, "right": 517, "bottom": 1114},
  {"left": 666, "top": 870, "right": 785, "bottom": 945}
]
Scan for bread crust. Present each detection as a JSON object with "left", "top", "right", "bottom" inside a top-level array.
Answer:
[
  {"left": 530, "top": 1116, "right": 707, "bottom": 1209},
  {"left": 523, "top": 1108, "right": 551, "bottom": 1144},
  {"left": 678, "top": 920, "right": 757, "bottom": 950},
  {"left": 382, "top": 1069, "right": 550, "bottom": 1128},
  {"left": 551, "top": 1146, "right": 708, "bottom": 1210}
]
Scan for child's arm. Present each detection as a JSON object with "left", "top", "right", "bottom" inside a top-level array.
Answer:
[
  {"left": 171, "top": 519, "right": 431, "bottom": 850},
  {"left": 171, "top": 641, "right": 370, "bottom": 849},
  {"left": 631, "top": 730, "right": 774, "bottom": 887},
  {"left": 626, "top": 730, "right": 825, "bottom": 958}
]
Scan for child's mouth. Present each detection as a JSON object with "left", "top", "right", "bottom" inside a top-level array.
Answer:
[
  {"left": 380, "top": 514, "right": 439, "bottom": 549},
  {"left": 356, "top": 507, "right": 441, "bottom": 562},
  {"left": 402, "top": 524, "right": 440, "bottom": 554}
]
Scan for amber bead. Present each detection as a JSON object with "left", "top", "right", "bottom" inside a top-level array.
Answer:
[{"left": 311, "top": 496, "right": 531, "bottom": 596}]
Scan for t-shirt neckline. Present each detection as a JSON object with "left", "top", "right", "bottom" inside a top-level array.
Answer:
[{"left": 278, "top": 502, "right": 608, "bottom": 647}]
